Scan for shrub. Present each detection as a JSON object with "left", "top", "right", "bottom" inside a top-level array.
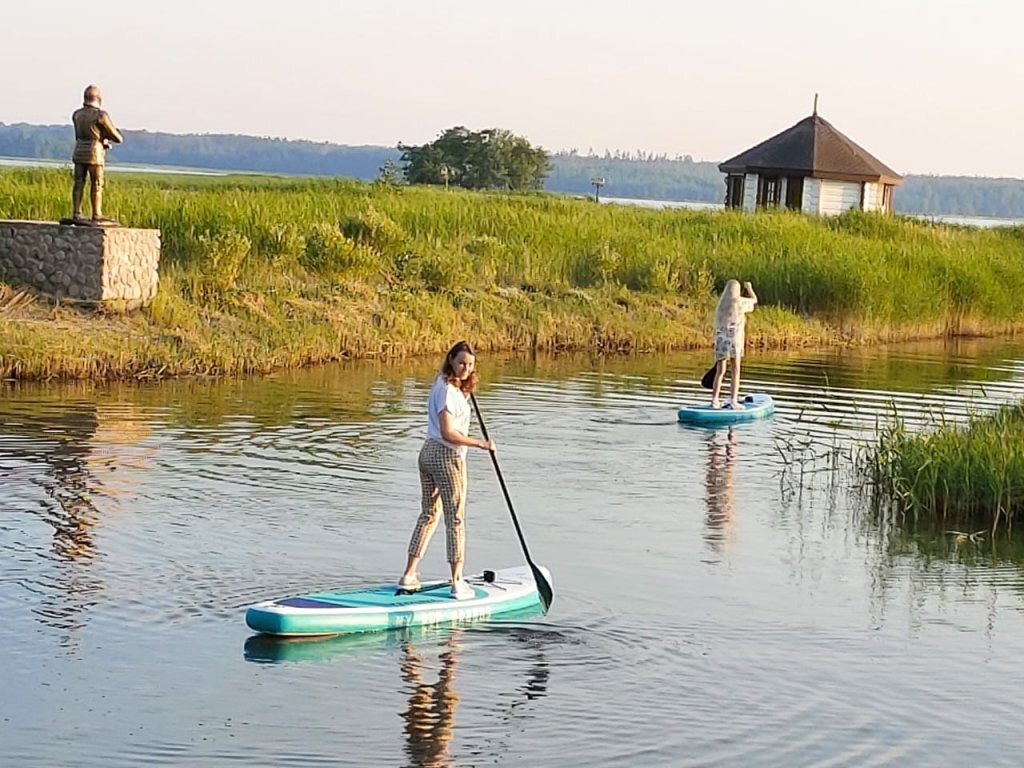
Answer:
[
  {"left": 302, "top": 223, "right": 380, "bottom": 280},
  {"left": 191, "top": 229, "right": 250, "bottom": 295}
]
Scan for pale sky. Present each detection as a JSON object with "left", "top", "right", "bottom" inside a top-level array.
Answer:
[{"left": 3, "top": 0, "right": 1022, "bottom": 178}]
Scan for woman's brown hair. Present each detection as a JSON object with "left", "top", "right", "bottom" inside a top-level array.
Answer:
[{"left": 441, "top": 340, "right": 478, "bottom": 394}]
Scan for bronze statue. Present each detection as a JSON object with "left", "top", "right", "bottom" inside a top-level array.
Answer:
[{"left": 68, "top": 85, "right": 123, "bottom": 226}]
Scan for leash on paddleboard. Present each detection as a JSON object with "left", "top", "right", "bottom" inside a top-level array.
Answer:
[
  {"left": 470, "top": 394, "right": 553, "bottom": 614},
  {"left": 395, "top": 581, "right": 454, "bottom": 596},
  {"left": 395, "top": 570, "right": 503, "bottom": 597}
]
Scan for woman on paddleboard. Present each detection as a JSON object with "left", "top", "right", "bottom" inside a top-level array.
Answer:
[
  {"left": 711, "top": 279, "right": 758, "bottom": 409},
  {"left": 398, "top": 341, "right": 495, "bottom": 600}
]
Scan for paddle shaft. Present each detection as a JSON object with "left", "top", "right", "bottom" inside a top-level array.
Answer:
[{"left": 470, "top": 394, "right": 552, "bottom": 613}]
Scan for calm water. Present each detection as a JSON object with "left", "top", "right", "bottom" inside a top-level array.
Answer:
[{"left": 4, "top": 341, "right": 1024, "bottom": 767}]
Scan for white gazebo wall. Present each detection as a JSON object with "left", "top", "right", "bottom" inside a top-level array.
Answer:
[
  {"left": 818, "top": 179, "right": 863, "bottom": 215},
  {"left": 861, "top": 182, "right": 882, "bottom": 212},
  {"left": 801, "top": 178, "right": 821, "bottom": 215},
  {"left": 742, "top": 173, "right": 758, "bottom": 212},
  {"left": 734, "top": 174, "right": 883, "bottom": 215}
]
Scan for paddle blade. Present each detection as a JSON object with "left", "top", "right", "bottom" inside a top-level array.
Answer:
[
  {"left": 700, "top": 363, "right": 717, "bottom": 390},
  {"left": 532, "top": 564, "right": 553, "bottom": 614}
]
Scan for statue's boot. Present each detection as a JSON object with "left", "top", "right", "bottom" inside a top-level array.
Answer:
[{"left": 60, "top": 214, "right": 93, "bottom": 226}]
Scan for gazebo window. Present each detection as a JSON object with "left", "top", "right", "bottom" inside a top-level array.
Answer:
[
  {"left": 882, "top": 184, "right": 894, "bottom": 213},
  {"left": 757, "top": 175, "right": 781, "bottom": 208},
  {"left": 725, "top": 175, "right": 744, "bottom": 208},
  {"left": 785, "top": 177, "right": 804, "bottom": 210}
]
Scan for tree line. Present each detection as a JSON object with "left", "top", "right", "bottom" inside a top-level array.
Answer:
[
  {"left": 2, "top": 122, "right": 1023, "bottom": 218},
  {"left": 0, "top": 122, "right": 398, "bottom": 178}
]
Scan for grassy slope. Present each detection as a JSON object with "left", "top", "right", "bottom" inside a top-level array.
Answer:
[{"left": 2, "top": 168, "right": 1023, "bottom": 380}]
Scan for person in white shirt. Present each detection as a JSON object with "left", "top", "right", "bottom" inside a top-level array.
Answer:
[
  {"left": 711, "top": 279, "right": 758, "bottom": 410},
  {"left": 398, "top": 341, "right": 495, "bottom": 600}
]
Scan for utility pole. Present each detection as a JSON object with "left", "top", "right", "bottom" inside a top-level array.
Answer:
[{"left": 591, "top": 176, "right": 605, "bottom": 203}]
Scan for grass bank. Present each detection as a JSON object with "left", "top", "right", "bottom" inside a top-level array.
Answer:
[
  {"left": 2, "top": 168, "right": 1024, "bottom": 380},
  {"left": 861, "top": 405, "right": 1024, "bottom": 532}
]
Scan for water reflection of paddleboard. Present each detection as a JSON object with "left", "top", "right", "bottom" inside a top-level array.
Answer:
[
  {"left": 677, "top": 394, "right": 775, "bottom": 425},
  {"left": 243, "top": 605, "right": 545, "bottom": 663},
  {"left": 245, "top": 565, "right": 550, "bottom": 637}
]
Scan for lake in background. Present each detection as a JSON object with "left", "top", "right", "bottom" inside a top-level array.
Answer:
[
  {"left": 0, "top": 155, "right": 229, "bottom": 176},
  {"left": 3, "top": 339, "right": 1024, "bottom": 766}
]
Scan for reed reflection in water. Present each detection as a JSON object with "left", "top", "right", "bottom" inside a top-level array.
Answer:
[{"left": 4, "top": 398, "right": 156, "bottom": 653}]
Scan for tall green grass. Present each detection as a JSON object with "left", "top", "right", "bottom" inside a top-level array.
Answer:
[
  {"left": 2, "top": 167, "right": 1024, "bottom": 379},
  {"left": 861, "top": 405, "right": 1024, "bottom": 531}
]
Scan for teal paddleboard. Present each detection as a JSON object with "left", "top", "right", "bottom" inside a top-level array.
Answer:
[
  {"left": 245, "top": 565, "right": 549, "bottom": 637},
  {"left": 677, "top": 393, "right": 775, "bottom": 425}
]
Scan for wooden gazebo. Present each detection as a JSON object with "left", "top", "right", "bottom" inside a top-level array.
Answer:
[{"left": 719, "top": 111, "right": 903, "bottom": 215}]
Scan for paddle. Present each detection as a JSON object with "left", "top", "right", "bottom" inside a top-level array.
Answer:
[
  {"left": 470, "top": 394, "right": 553, "bottom": 614},
  {"left": 700, "top": 362, "right": 717, "bottom": 390}
]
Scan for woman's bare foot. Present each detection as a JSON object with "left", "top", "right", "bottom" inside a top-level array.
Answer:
[
  {"left": 730, "top": 400, "right": 745, "bottom": 410},
  {"left": 711, "top": 399, "right": 722, "bottom": 409}
]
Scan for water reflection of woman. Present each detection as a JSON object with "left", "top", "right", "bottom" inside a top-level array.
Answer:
[
  {"left": 401, "top": 633, "right": 460, "bottom": 768},
  {"left": 703, "top": 427, "right": 737, "bottom": 553}
]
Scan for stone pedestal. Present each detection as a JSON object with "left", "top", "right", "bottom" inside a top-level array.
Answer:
[{"left": 0, "top": 220, "right": 160, "bottom": 310}]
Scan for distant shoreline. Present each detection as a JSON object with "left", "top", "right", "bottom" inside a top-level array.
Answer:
[{"left": 0, "top": 155, "right": 231, "bottom": 177}]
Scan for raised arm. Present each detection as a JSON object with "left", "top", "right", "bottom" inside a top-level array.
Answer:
[
  {"left": 100, "top": 112, "right": 123, "bottom": 145},
  {"left": 742, "top": 281, "right": 758, "bottom": 304}
]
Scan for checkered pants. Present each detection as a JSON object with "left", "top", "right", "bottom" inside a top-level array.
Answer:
[{"left": 407, "top": 439, "right": 467, "bottom": 564}]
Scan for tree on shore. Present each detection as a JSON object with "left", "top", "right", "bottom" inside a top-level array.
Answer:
[{"left": 398, "top": 126, "right": 551, "bottom": 191}]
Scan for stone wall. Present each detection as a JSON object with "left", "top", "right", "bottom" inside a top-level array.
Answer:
[{"left": 0, "top": 220, "right": 160, "bottom": 309}]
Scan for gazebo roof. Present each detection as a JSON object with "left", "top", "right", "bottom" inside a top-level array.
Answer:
[{"left": 719, "top": 114, "right": 903, "bottom": 184}]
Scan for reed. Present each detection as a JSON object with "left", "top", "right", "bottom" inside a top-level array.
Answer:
[
  {"left": 861, "top": 405, "right": 1024, "bottom": 531},
  {"left": 2, "top": 168, "right": 1024, "bottom": 380}
]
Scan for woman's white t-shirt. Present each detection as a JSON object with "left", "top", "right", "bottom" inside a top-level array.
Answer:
[{"left": 426, "top": 375, "right": 471, "bottom": 458}]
